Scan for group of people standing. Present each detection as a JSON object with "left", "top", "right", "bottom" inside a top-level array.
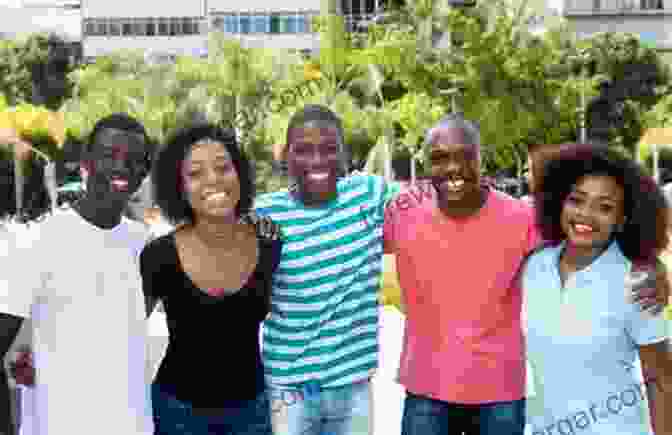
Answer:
[{"left": 0, "top": 105, "right": 670, "bottom": 435}]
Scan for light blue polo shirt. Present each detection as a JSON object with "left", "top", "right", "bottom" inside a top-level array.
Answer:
[{"left": 522, "top": 240, "right": 668, "bottom": 435}]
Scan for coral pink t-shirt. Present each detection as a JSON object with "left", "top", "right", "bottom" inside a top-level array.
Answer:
[{"left": 384, "top": 182, "right": 541, "bottom": 404}]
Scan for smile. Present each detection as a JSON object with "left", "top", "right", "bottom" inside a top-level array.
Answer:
[
  {"left": 205, "top": 192, "right": 229, "bottom": 203},
  {"left": 110, "top": 177, "right": 129, "bottom": 191},
  {"left": 306, "top": 172, "right": 329, "bottom": 181},
  {"left": 571, "top": 222, "right": 595, "bottom": 234},
  {"left": 444, "top": 178, "right": 466, "bottom": 192}
]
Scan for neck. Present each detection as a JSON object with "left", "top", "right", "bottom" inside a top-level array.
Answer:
[
  {"left": 191, "top": 215, "right": 244, "bottom": 248},
  {"left": 291, "top": 186, "right": 336, "bottom": 207},
  {"left": 561, "top": 240, "right": 610, "bottom": 272},
  {"left": 73, "top": 197, "right": 125, "bottom": 230},
  {"left": 437, "top": 186, "right": 488, "bottom": 219}
]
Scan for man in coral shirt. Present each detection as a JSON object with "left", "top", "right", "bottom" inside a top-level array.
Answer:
[{"left": 383, "top": 114, "right": 669, "bottom": 435}]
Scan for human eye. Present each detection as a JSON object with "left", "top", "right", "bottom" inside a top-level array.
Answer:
[
  {"left": 599, "top": 203, "right": 614, "bottom": 213},
  {"left": 566, "top": 194, "right": 581, "bottom": 205}
]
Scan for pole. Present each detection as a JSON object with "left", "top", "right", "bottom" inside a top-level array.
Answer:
[
  {"left": 14, "top": 153, "right": 22, "bottom": 219},
  {"left": 652, "top": 142, "right": 660, "bottom": 184},
  {"left": 580, "top": 69, "right": 587, "bottom": 143}
]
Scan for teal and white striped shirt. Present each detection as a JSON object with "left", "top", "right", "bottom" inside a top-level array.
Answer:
[{"left": 254, "top": 174, "right": 399, "bottom": 388}]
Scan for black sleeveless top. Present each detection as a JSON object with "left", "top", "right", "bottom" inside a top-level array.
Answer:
[{"left": 139, "top": 213, "right": 282, "bottom": 408}]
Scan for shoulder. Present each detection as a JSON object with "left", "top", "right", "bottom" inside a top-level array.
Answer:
[
  {"left": 488, "top": 190, "right": 535, "bottom": 221},
  {"left": 254, "top": 190, "right": 292, "bottom": 214},
  {"left": 340, "top": 172, "right": 384, "bottom": 193},
  {"left": 140, "top": 231, "right": 176, "bottom": 264},
  {"left": 123, "top": 217, "right": 150, "bottom": 241},
  {"left": 522, "top": 242, "right": 558, "bottom": 275}
]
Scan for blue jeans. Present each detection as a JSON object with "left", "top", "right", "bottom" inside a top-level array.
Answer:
[
  {"left": 401, "top": 392, "right": 525, "bottom": 435},
  {"left": 268, "top": 379, "right": 372, "bottom": 435},
  {"left": 151, "top": 383, "right": 273, "bottom": 435}
]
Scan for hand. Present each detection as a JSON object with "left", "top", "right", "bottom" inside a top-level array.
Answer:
[
  {"left": 630, "top": 261, "right": 670, "bottom": 315},
  {"left": 0, "top": 128, "right": 21, "bottom": 147},
  {"left": 9, "top": 347, "right": 35, "bottom": 387}
]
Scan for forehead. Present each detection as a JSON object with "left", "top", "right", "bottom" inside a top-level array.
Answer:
[
  {"left": 573, "top": 175, "right": 624, "bottom": 198},
  {"left": 429, "top": 126, "right": 471, "bottom": 145},
  {"left": 95, "top": 128, "right": 145, "bottom": 147},
  {"left": 289, "top": 121, "right": 341, "bottom": 144},
  {"left": 186, "top": 140, "right": 231, "bottom": 163}
]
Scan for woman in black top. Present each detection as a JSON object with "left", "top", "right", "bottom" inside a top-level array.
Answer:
[{"left": 141, "top": 124, "right": 282, "bottom": 435}]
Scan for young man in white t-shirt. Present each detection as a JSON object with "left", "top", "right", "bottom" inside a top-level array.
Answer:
[{"left": 0, "top": 114, "right": 154, "bottom": 435}]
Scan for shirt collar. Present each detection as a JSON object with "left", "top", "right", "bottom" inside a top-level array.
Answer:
[{"left": 550, "top": 238, "right": 627, "bottom": 278}]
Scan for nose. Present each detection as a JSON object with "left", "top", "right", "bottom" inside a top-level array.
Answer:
[
  {"left": 307, "top": 149, "right": 329, "bottom": 167},
  {"left": 110, "top": 158, "right": 128, "bottom": 173},
  {"left": 203, "top": 166, "right": 225, "bottom": 185}
]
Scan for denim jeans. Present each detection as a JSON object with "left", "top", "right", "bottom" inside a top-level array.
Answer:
[
  {"left": 151, "top": 383, "right": 273, "bottom": 435},
  {"left": 268, "top": 379, "right": 372, "bottom": 435},
  {"left": 401, "top": 392, "right": 525, "bottom": 435}
]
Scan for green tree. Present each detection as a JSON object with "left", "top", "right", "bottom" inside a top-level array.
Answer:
[{"left": 567, "top": 32, "right": 671, "bottom": 155}]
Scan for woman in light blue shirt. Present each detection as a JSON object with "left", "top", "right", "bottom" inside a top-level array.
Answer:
[{"left": 521, "top": 144, "right": 671, "bottom": 435}]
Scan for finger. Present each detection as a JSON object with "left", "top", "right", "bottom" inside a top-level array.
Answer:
[
  {"left": 632, "top": 286, "right": 656, "bottom": 299},
  {"left": 637, "top": 297, "right": 658, "bottom": 310}
]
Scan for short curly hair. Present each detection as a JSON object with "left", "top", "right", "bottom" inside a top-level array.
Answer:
[
  {"left": 152, "top": 124, "right": 255, "bottom": 225},
  {"left": 535, "top": 143, "right": 669, "bottom": 262}
]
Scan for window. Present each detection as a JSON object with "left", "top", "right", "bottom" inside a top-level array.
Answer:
[
  {"left": 170, "top": 17, "right": 181, "bottom": 36},
  {"left": 122, "top": 20, "right": 133, "bottom": 36},
  {"left": 239, "top": 14, "right": 251, "bottom": 34},
  {"left": 158, "top": 18, "right": 169, "bottom": 35},
  {"left": 109, "top": 19, "right": 121, "bottom": 36},
  {"left": 224, "top": 15, "right": 238, "bottom": 33},
  {"left": 297, "top": 13, "right": 309, "bottom": 33},
  {"left": 270, "top": 14, "right": 280, "bottom": 33},
  {"left": 146, "top": 19, "right": 156, "bottom": 36},
  {"left": 640, "top": 0, "right": 663, "bottom": 8},
  {"left": 84, "top": 19, "right": 95, "bottom": 36},
  {"left": 285, "top": 15, "right": 298, "bottom": 33},
  {"left": 252, "top": 15, "right": 269, "bottom": 33},
  {"left": 182, "top": 17, "right": 194, "bottom": 35},
  {"left": 96, "top": 19, "right": 108, "bottom": 36},
  {"left": 132, "top": 19, "right": 146, "bottom": 36}
]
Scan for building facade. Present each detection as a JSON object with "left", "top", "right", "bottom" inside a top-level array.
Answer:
[
  {"left": 80, "top": 0, "right": 383, "bottom": 58},
  {"left": 81, "top": 0, "right": 208, "bottom": 59},
  {"left": 563, "top": 0, "right": 672, "bottom": 58}
]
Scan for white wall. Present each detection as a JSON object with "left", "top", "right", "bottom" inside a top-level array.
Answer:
[
  {"left": 225, "top": 33, "right": 319, "bottom": 50},
  {"left": 208, "top": 0, "right": 320, "bottom": 13},
  {"left": 82, "top": 0, "right": 204, "bottom": 18},
  {"left": 83, "top": 35, "right": 207, "bottom": 57},
  {"left": 569, "top": 15, "right": 672, "bottom": 49},
  {"left": 0, "top": 5, "right": 81, "bottom": 39},
  {"left": 565, "top": 0, "right": 672, "bottom": 12}
]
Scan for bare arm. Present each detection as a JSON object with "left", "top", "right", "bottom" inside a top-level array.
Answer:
[
  {"left": 639, "top": 340, "right": 672, "bottom": 434},
  {"left": 0, "top": 313, "right": 24, "bottom": 435}
]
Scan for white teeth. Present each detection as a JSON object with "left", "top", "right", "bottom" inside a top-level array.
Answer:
[
  {"left": 447, "top": 179, "right": 465, "bottom": 189},
  {"left": 574, "top": 224, "right": 593, "bottom": 233},
  {"left": 206, "top": 192, "right": 228, "bottom": 202},
  {"left": 308, "top": 172, "right": 329, "bottom": 180}
]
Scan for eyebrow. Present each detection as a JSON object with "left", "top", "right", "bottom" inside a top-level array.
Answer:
[{"left": 572, "top": 189, "right": 619, "bottom": 202}]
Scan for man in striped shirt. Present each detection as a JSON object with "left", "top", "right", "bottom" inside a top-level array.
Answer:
[{"left": 254, "top": 105, "right": 400, "bottom": 435}]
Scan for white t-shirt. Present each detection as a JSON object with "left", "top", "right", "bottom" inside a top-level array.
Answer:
[
  {"left": 0, "top": 208, "right": 153, "bottom": 435},
  {"left": 522, "top": 241, "right": 668, "bottom": 435}
]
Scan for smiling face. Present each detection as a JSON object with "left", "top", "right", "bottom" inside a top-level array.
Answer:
[
  {"left": 81, "top": 127, "right": 149, "bottom": 204},
  {"left": 428, "top": 127, "right": 482, "bottom": 209},
  {"left": 286, "top": 120, "right": 344, "bottom": 205},
  {"left": 560, "top": 174, "right": 626, "bottom": 254},
  {"left": 181, "top": 139, "right": 241, "bottom": 222}
]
